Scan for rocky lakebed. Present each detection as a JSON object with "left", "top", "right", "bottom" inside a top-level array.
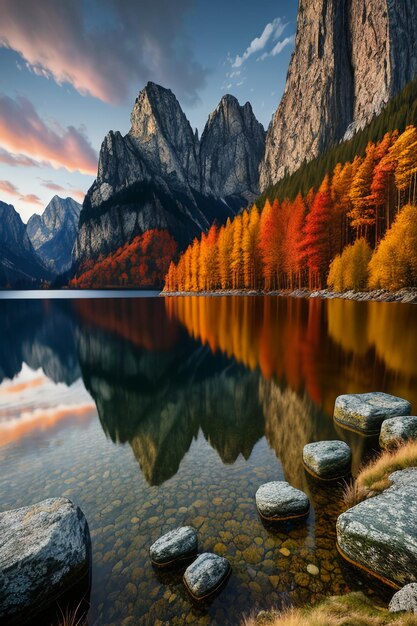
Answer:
[{"left": 2, "top": 391, "right": 417, "bottom": 624}]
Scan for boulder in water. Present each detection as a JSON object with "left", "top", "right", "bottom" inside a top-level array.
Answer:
[{"left": 0, "top": 498, "right": 90, "bottom": 624}]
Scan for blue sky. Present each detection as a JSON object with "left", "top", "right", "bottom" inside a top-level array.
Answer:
[{"left": 0, "top": 0, "right": 296, "bottom": 221}]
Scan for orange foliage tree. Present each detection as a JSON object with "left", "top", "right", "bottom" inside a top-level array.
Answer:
[{"left": 163, "top": 125, "right": 417, "bottom": 294}]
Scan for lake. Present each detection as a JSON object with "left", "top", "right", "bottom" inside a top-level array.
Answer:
[{"left": 1, "top": 294, "right": 416, "bottom": 625}]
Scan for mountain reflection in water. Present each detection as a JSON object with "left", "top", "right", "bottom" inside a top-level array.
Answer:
[{"left": 1, "top": 295, "right": 416, "bottom": 488}]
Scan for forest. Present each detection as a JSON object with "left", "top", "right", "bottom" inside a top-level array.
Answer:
[
  {"left": 71, "top": 229, "right": 177, "bottom": 289},
  {"left": 164, "top": 126, "right": 417, "bottom": 293}
]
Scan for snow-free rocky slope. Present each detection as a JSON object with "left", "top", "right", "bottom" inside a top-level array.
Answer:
[
  {"left": 260, "top": 0, "right": 417, "bottom": 188},
  {"left": 0, "top": 201, "right": 49, "bottom": 286},
  {"left": 27, "top": 196, "right": 81, "bottom": 275},
  {"left": 73, "top": 83, "right": 265, "bottom": 265}
]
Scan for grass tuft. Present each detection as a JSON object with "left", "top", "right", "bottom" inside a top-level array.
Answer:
[
  {"left": 242, "top": 592, "right": 417, "bottom": 625},
  {"left": 357, "top": 441, "right": 417, "bottom": 493},
  {"left": 339, "top": 441, "right": 417, "bottom": 510},
  {"left": 56, "top": 599, "right": 87, "bottom": 626}
]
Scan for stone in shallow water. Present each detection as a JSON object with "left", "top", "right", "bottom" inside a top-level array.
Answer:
[
  {"left": 336, "top": 468, "right": 417, "bottom": 587},
  {"left": 303, "top": 440, "right": 351, "bottom": 480},
  {"left": 379, "top": 416, "right": 417, "bottom": 449},
  {"left": 334, "top": 392, "right": 411, "bottom": 435},
  {"left": 255, "top": 481, "right": 309, "bottom": 521},
  {"left": 0, "top": 498, "right": 90, "bottom": 624},
  {"left": 389, "top": 583, "right": 417, "bottom": 614},
  {"left": 183, "top": 552, "right": 231, "bottom": 600},
  {"left": 149, "top": 526, "right": 198, "bottom": 567}
]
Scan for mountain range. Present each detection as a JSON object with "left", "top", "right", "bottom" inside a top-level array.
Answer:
[
  {"left": 0, "top": 196, "right": 81, "bottom": 287},
  {"left": 73, "top": 83, "right": 265, "bottom": 265},
  {"left": 1, "top": 0, "right": 417, "bottom": 287}
]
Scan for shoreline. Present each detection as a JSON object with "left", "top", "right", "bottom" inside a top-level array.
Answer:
[{"left": 161, "top": 288, "right": 417, "bottom": 303}]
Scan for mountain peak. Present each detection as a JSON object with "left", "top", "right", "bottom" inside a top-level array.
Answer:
[
  {"left": 200, "top": 95, "right": 265, "bottom": 197},
  {"left": 27, "top": 196, "right": 81, "bottom": 275}
]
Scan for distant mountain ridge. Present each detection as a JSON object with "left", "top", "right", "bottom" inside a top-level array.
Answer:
[
  {"left": 73, "top": 82, "right": 265, "bottom": 266},
  {"left": 0, "top": 201, "right": 49, "bottom": 286},
  {"left": 27, "top": 195, "right": 81, "bottom": 274}
]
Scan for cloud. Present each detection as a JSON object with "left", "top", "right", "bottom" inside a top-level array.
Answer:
[
  {"left": 257, "top": 35, "right": 295, "bottom": 61},
  {"left": 20, "top": 193, "right": 42, "bottom": 206},
  {"left": 40, "top": 179, "right": 86, "bottom": 203},
  {"left": 0, "top": 179, "right": 43, "bottom": 206},
  {"left": 0, "top": 180, "right": 18, "bottom": 195},
  {"left": 232, "top": 18, "right": 287, "bottom": 68},
  {"left": 0, "top": 94, "right": 97, "bottom": 174},
  {"left": 0, "top": 148, "right": 40, "bottom": 167},
  {"left": 0, "top": 0, "right": 207, "bottom": 105}
]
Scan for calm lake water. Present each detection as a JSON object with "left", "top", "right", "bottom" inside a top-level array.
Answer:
[{"left": 1, "top": 294, "right": 416, "bottom": 625}]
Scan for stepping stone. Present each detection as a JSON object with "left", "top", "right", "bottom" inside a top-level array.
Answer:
[
  {"left": 0, "top": 498, "right": 91, "bottom": 624},
  {"left": 255, "top": 481, "right": 309, "bottom": 522},
  {"left": 303, "top": 440, "right": 351, "bottom": 480},
  {"left": 336, "top": 468, "right": 417, "bottom": 588},
  {"left": 183, "top": 553, "right": 231, "bottom": 601},
  {"left": 389, "top": 583, "right": 417, "bottom": 614},
  {"left": 149, "top": 526, "right": 198, "bottom": 568},
  {"left": 380, "top": 416, "right": 417, "bottom": 449},
  {"left": 334, "top": 392, "right": 411, "bottom": 435}
]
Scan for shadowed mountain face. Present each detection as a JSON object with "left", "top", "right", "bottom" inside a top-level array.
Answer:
[
  {"left": 73, "top": 83, "right": 265, "bottom": 265},
  {"left": 0, "top": 202, "right": 49, "bottom": 287},
  {"left": 74, "top": 299, "right": 265, "bottom": 484},
  {"left": 27, "top": 196, "right": 81, "bottom": 275}
]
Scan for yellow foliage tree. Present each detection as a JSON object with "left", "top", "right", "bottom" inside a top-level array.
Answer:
[
  {"left": 328, "top": 238, "right": 371, "bottom": 291},
  {"left": 368, "top": 204, "right": 417, "bottom": 290}
]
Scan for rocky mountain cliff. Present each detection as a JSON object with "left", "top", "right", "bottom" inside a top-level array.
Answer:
[
  {"left": 27, "top": 196, "right": 81, "bottom": 274},
  {"left": 0, "top": 201, "right": 49, "bottom": 286},
  {"left": 200, "top": 95, "right": 265, "bottom": 198},
  {"left": 260, "top": 0, "right": 417, "bottom": 189},
  {"left": 74, "top": 83, "right": 265, "bottom": 265}
]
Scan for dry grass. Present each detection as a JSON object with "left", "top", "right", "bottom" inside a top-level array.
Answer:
[
  {"left": 358, "top": 441, "right": 417, "bottom": 492},
  {"left": 242, "top": 592, "right": 417, "bottom": 626},
  {"left": 55, "top": 600, "right": 88, "bottom": 626},
  {"left": 341, "top": 441, "right": 417, "bottom": 509},
  {"left": 341, "top": 479, "right": 373, "bottom": 510}
]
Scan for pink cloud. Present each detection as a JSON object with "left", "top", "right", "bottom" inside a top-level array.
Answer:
[
  {"left": 20, "top": 193, "right": 42, "bottom": 206},
  {"left": 0, "top": 94, "right": 97, "bottom": 175},
  {"left": 0, "top": 0, "right": 207, "bottom": 105},
  {"left": 0, "top": 179, "right": 42, "bottom": 207},
  {"left": 0, "top": 148, "right": 39, "bottom": 167},
  {"left": 40, "top": 180, "right": 86, "bottom": 203},
  {"left": 0, "top": 179, "right": 19, "bottom": 195}
]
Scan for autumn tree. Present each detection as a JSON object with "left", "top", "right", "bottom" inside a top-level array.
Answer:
[
  {"left": 230, "top": 214, "right": 243, "bottom": 289},
  {"left": 217, "top": 220, "right": 233, "bottom": 289},
  {"left": 348, "top": 143, "right": 376, "bottom": 239},
  {"left": 242, "top": 205, "right": 261, "bottom": 289},
  {"left": 259, "top": 199, "right": 282, "bottom": 289},
  {"left": 368, "top": 204, "right": 417, "bottom": 290},
  {"left": 328, "top": 238, "right": 371, "bottom": 291},
  {"left": 301, "top": 176, "right": 333, "bottom": 289},
  {"left": 284, "top": 193, "right": 306, "bottom": 288}
]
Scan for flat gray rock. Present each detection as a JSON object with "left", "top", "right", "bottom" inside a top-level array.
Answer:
[
  {"left": 303, "top": 440, "right": 351, "bottom": 479},
  {"left": 336, "top": 469, "right": 417, "bottom": 587},
  {"left": 150, "top": 526, "right": 197, "bottom": 567},
  {"left": 0, "top": 498, "right": 90, "bottom": 623},
  {"left": 380, "top": 416, "right": 417, "bottom": 449},
  {"left": 255, "top": 481, "right": 309, "bottom": 521},
  {"left": 389, "top": 583, "right": 417, "bottom": 614},
  {"left": 183, "top": 552, "right": 230, "bottom": 600},
  {"left": 334, "top": 392, "right": 411, "bottom": 434}
]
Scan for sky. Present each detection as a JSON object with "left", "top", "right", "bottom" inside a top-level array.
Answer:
[{"left": 0, "top": 0, "right": 297, "bottom": 222}]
